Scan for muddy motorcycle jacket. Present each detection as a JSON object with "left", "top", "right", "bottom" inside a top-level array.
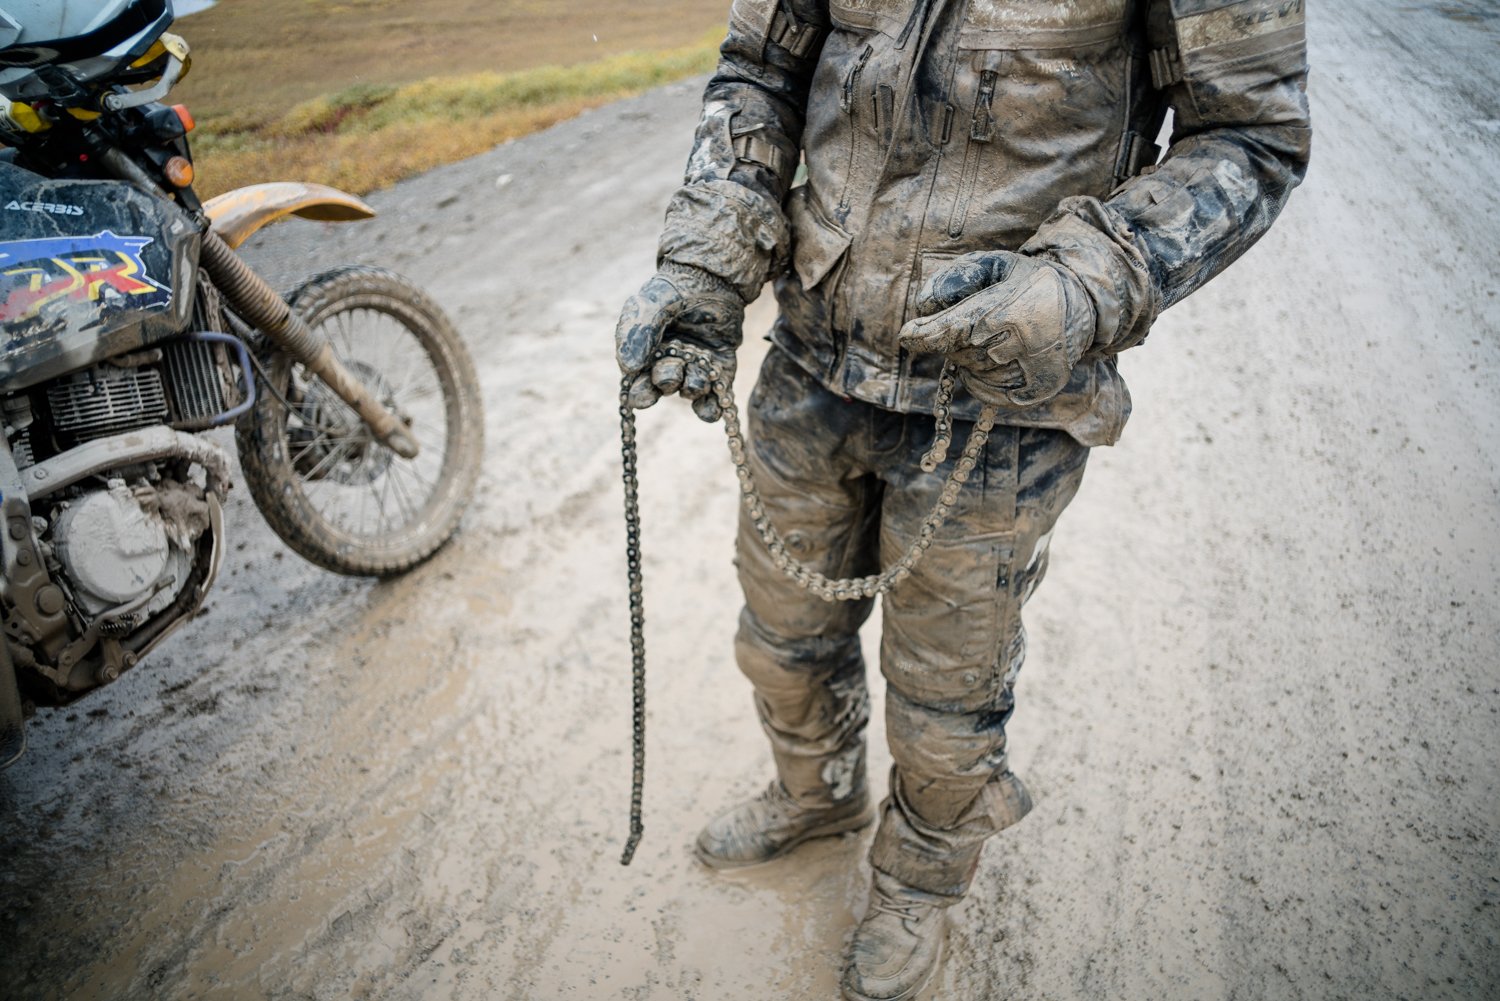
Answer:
[{"left": 658, "top": 0, "right": 1311, "bottom": 446}]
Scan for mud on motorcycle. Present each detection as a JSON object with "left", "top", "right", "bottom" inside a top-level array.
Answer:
[{"left": 0, "top": 0, "right": 484, "bottom": 767}]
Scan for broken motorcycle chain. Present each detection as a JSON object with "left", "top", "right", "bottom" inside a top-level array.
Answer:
[{"left": 618, "top": 344, "right": 997, "bottom": 865}]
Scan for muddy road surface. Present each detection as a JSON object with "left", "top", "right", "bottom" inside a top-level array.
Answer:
[{"left": 3, "top": 3, "right": 1498, "bottom": 998}]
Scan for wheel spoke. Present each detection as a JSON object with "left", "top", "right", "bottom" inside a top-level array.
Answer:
[
  {"left": 355, "top": 467, "right": 370, "bottom": 534},
  {"left": 377, "top": 454, "right": 399, "bottom": 531},
  {"left": 409, "top": 416, "right": 449, "bottom": 440},
  {"left": 395, "top": 457, "right": 437, "bottom": 492},
  {"left": 387, "top": 459, "right": 422, "bottom": 523},
  {"left": 300, "top": 437, "right": 359, "bottom": 483},
  {"left": 289, "top": 430, "right": 365, "bottom": 469}
]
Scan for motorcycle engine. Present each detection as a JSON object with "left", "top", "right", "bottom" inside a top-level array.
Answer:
[{"left": 47, "top": 475, "right": 207, "bottom": 621}]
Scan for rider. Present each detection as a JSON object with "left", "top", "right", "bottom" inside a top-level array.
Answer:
[{"left": 616, "top": 2, "right": 1310, "bottom": 997}]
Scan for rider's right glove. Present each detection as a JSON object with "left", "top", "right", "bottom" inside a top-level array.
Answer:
[{"left": 614, "top": 261, "right": 746, "bottom": 423}]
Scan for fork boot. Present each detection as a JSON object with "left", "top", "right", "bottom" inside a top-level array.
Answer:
[
  {"left": 694, "top": 778, "right": 874, "bottom": 870},
  {"left": 840, "top": 871, "right": 952, "bottom": 1001}
]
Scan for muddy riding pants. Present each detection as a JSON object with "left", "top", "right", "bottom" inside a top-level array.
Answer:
[{"left": 734, "top": 346, "right": 1089, "bottom": 898}]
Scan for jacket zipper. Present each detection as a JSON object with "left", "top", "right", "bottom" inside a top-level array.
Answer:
[
  {"left": 839, "top": 44, "right": 874, "bottom": 212},
  {"left": 947, "top": 67, "right": 998, "bottom": 238}
]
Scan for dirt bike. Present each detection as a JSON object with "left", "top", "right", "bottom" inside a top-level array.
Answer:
[{"left": 0, "top": 0, "right": 484, "bottom": 767}]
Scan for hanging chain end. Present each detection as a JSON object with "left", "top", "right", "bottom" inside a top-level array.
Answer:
[{"left": 620, "top": 830, "right": 643, "bottom": 866}]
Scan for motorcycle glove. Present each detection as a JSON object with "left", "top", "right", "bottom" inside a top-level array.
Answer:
[
  {"left": 615, "top": 261, "right": 746, "bottom": 423},
  {"left": 897, "top": 251, "right": 1097, "bottom": 409}
]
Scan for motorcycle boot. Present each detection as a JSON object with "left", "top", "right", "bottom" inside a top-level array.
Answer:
[
  {"left": 695, "top": 745, "right": 873, "bottom": 869},
  {"left": 841, "top": 871, "right": 952, "bottom": 1001}
]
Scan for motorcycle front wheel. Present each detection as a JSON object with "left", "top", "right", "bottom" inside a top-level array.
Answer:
[{"left": 236, "top": 266, "right": 483, "bottom": 577}]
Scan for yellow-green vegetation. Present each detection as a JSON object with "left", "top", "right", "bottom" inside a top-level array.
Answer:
[
  {"left": 172, "top": 0, "right": 731, "bottom": 197},
  {"left": 190, "top": 39, "right": 720, "bottom": 197}
]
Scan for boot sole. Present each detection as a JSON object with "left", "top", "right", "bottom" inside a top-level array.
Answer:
[
  {"left": 694, "top": 806, "right": 875, "bottom": 871},
  {"left": 840, "top": 936, "right": 943, "bottom": 1001}
]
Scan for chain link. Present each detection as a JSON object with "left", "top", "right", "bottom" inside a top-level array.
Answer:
[
  {"left": 618, "top": 388, "right": 647, "bottom": 865},
  {"left": 618, "top": 344, "right": 997, "bottom": 864},
  {"left": 920, "top": 362, "right": 959, "bottom": 473}
]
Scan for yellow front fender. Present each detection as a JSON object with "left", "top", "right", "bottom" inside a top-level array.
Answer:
[{"left": 202, "top": 182, "right": 376, "bottom": 249}]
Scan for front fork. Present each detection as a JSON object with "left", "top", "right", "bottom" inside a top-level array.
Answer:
[
  {"left": 94, "top": 145, "right": 419, "bottom": 459},
  {"left": 197, "top": 230, "right": 420, "bottom": 458}
]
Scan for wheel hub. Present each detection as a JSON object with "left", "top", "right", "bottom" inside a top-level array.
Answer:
[{"left": 288, "top": 360, "right": 398, "bottom": 484}]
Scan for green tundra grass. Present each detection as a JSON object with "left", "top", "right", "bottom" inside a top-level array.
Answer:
[{"left": 172, "top": 0, "right": 730, "bottom": 196}]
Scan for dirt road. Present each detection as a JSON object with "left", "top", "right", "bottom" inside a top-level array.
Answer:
[{"left": 3, "top": 3, "right": 1497, "bottom": 998}]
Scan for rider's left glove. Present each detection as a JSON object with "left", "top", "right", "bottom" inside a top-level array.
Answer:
[
  {"left": 615, "top": 262, "right": 746, "bottom": 423},
  {"left": 898, "top": 252, "right": 1096, "bottom": 408}
]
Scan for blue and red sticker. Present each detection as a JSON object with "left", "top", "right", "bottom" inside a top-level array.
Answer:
[{"left": 0, "top": 231, "right": 171, "bottom": 327}]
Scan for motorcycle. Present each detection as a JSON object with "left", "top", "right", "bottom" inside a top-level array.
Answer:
[{"left": 0, "top": 0, "right": 484, "bottom": 767}]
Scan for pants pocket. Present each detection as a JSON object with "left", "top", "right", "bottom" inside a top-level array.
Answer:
[{"left": 879, "top": 530, "right": 1017, "bottom": 712}]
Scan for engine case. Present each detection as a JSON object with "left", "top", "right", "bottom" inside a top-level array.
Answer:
[{"left": 52, "top": 482, "right": 170, "bottom": 614}]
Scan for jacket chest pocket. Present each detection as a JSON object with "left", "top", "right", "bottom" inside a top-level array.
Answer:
[
  {"left": 944, "top": 0, "right": 1133, "bottom": 239},
  {"left": 957, "top": 0, "right": 1130, "bottom": 50},
  {"left": 829, "top": 0, "right": 919, "bottom": 37},
  {"left": 811, "top": 17, "right": 909, "bottom": 216}
]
